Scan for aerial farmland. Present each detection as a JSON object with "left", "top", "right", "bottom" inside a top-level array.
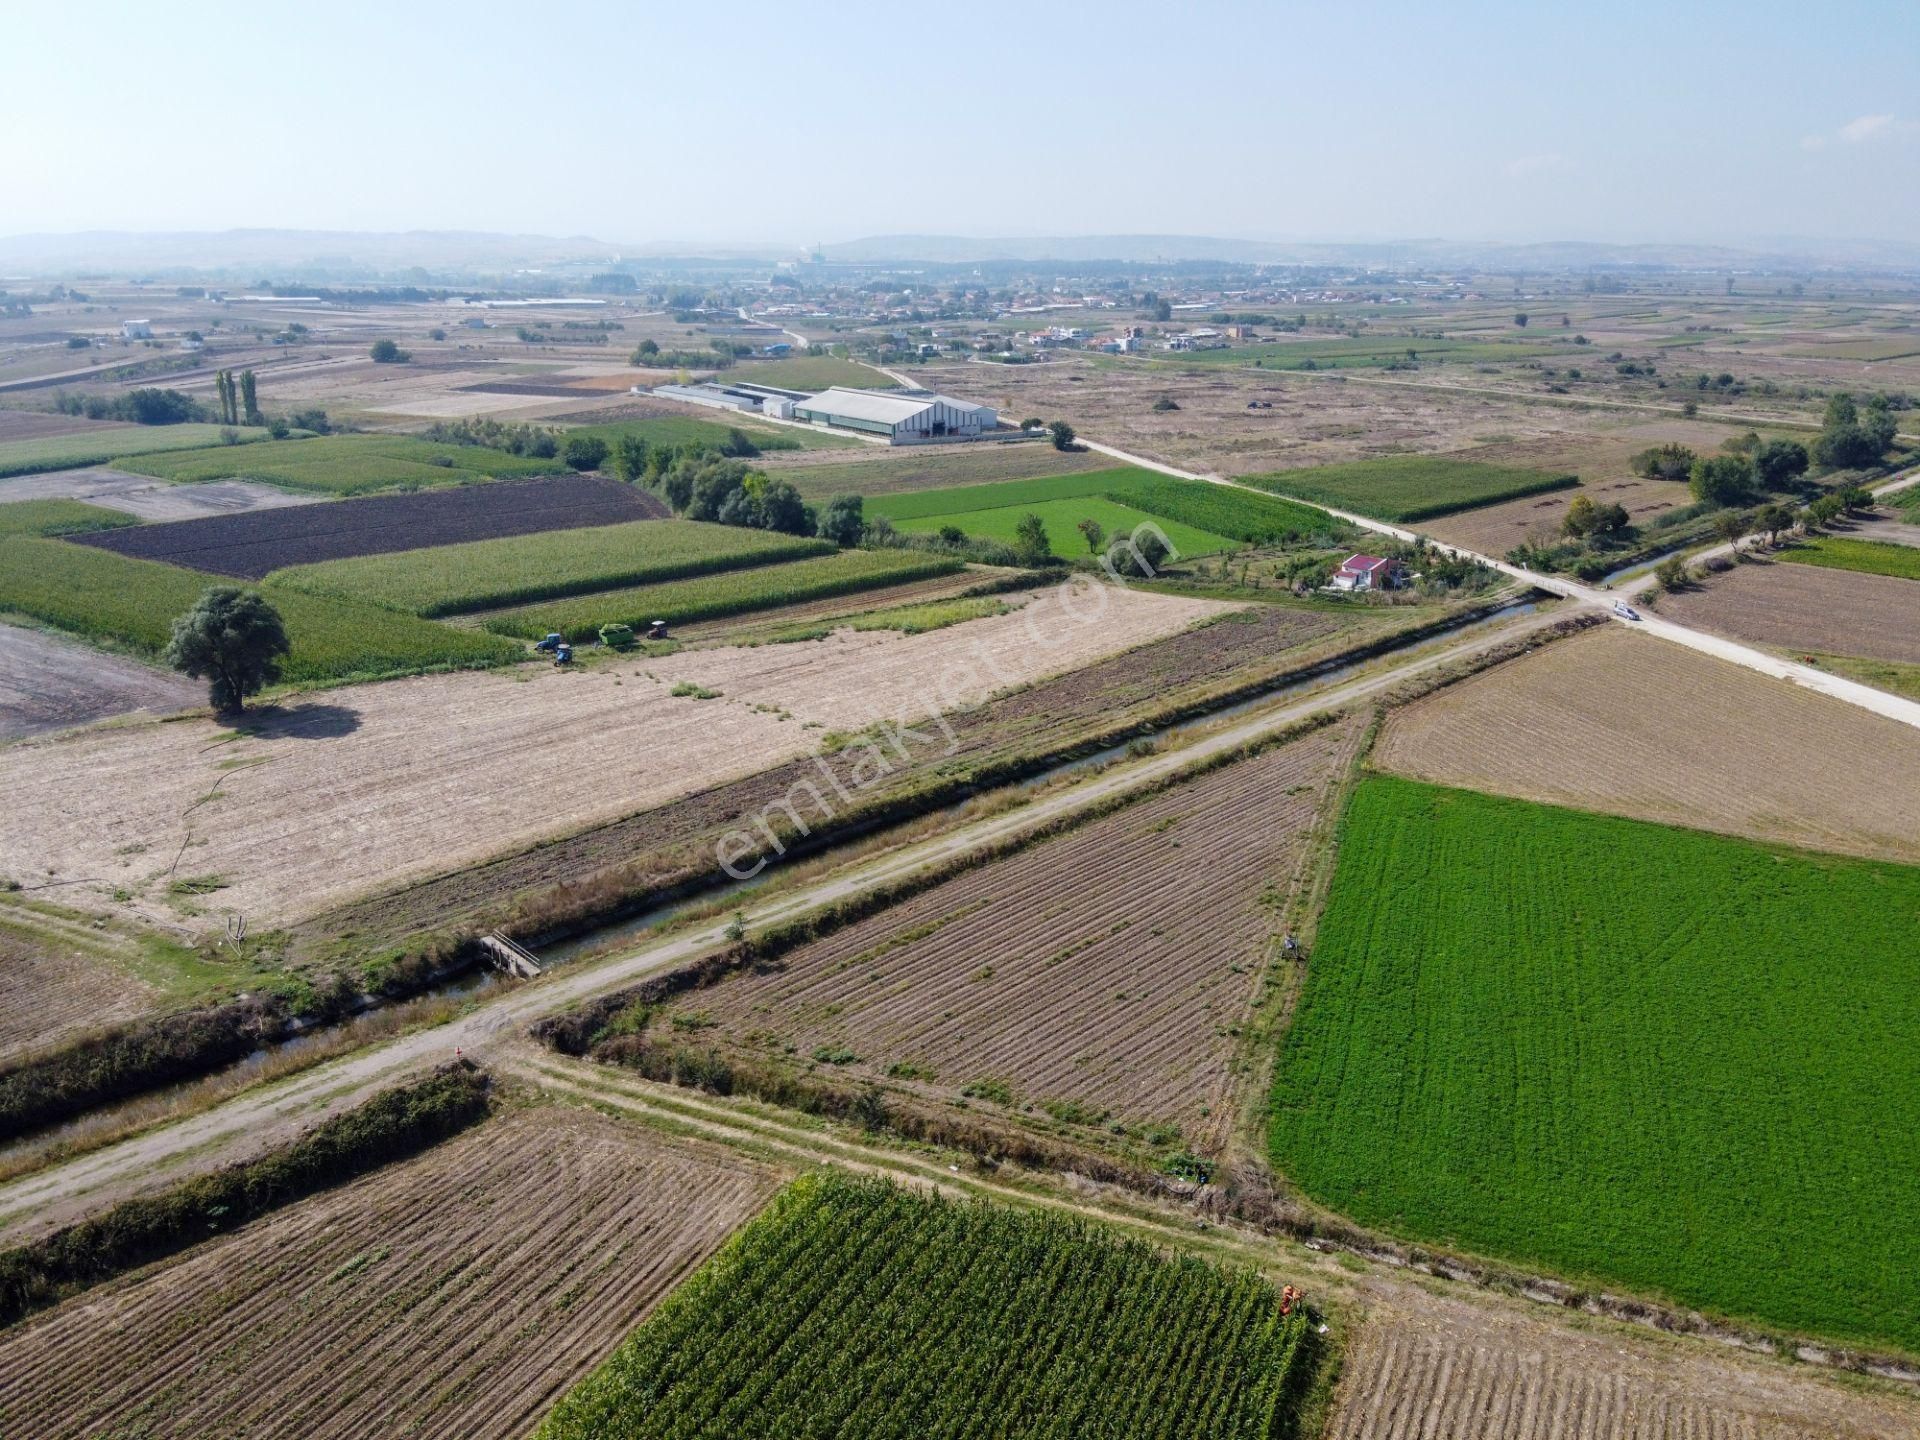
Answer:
[{"left": 3, "top": 16, "right": 1920, "bottom": 1432}]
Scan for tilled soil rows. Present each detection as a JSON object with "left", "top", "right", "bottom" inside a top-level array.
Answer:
[
  {"left": 654, "top": 717, "right": 1368, "bottom": 1148},
  {"left": 0, "top": 1107, "right": 781, "bottom": 1440},
  {"left": 1374, "top": 623, "right": 1920, "bottom": 863},
  {"left": 1327, "top": 1291, "right": 1920, "bottom": 1440},
  {"left": 1653, "top": 559, "right": 1920, "bottom": 666},
  {"left": 311, "top": 602, "right": 1354, "bottom": 948},
  {"left": 0, "top": 917, "right": 154, "bottom": 1064},
  {"left": 74, "top": 473, "right": 667, "bottom": 578}
]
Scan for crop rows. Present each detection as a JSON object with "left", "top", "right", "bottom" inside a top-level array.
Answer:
[
  {"left": 485, "top": 549, "right": 964, "bottom": 641},
  {"left": 1270, "top": 775, "right": 1920, "bottom": 1354},
  {"left": 76, "top": 473, "right": 665, "bottom": 579},
  {"left": 0, "top": 916, "right": 152, "bottom": 1065},
  {"left": 0, "top": 537, "right": 519, "bottom": 683},
  {"left": 116, "top": 433, "right": 565, "bottom": 495},
  {"left": 538, "top": 1173, "right": 1313, "bottom": 1440},
  {"left": 1245, "top": 457, "right": 1577, "bottom": 522},
  {"left": 0, "top": 499, "right": 134, "bottom": 537},
  {"left": 269, "top": 519, "right": 830, "bottom": 616},
  {"left": 1329, "top": 1314, "right": 1761, "bottom": 1440},
  {"left": 0, "top": 1109, "right": 779, "bottom": 1440},
  {"left": 0, "top": 423, "right": 269, "bottom": 479},
  {"left": 655, "top": 718, "right": 1365, "bottom": 1143}
]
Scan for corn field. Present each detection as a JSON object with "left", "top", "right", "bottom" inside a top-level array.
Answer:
[{"left": 538, "top": 1174, "right": 1314, "bottom": 1439}]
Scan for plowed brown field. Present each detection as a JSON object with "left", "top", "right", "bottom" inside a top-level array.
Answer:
[
  {"left": 1329, "top": 1292, "right": 1920, "bottom": 1440},
  {"left": 0, "top": 911, "right": 153, "bottom": 1064},
  {"left": 659, "top": 716, "right": 1368, "bottom": 1148},
  {"left": 0, "top": 1107, "right": 780, "bottom": 1440},
  {"left": 1374, "top": 624, "right": 1920, "bottom": 863},
  {"left": 1654, "top": 561, "right": 1920, "bottom": 665}
]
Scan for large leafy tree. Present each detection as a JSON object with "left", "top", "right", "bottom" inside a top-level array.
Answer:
[{"left": 164, "top": 587, "right": 290, "bottom": 716}]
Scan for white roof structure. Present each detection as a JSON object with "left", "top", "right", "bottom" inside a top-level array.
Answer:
[{"left": 797, "top": 388, "right": 941, "bottom": 426}]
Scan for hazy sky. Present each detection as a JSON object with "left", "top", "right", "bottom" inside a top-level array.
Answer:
[{"left": 7, "top": 0, "right": 1917, "bottom": 247}]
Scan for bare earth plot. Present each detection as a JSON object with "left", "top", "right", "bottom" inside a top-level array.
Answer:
[
  {"left": 1328, "top": 1289, "right": 1920, "bottom": 1440},
  {"left": 0, "top": 468, "right": 320, "bottom": 521},
  {"left": 1423, "top": 473, "right": 1691, "bottom": 556},
  {"left": 0, "top": 623, "right": 200, "bottom": 741},
  {"left": 0, "top": 412, "right": 133, "bottom": 441},
  {"left": 1373, "top": 624, "right": 1920, "bottom": 863},
  {"left": 0, "top": 583, "right": 1231, "bottom": 929},
  {"left": 0, "top": 908, "right": 155, "bottom": 1064},
  {"left": 1654, "top": 561, "right": 1920, "bottom": 666},
  {"left": 0, "top": 1107, "right": 781, "bottom": 1440},
  {"left": 656, "top": 717, "right": 1366, "bottom": 1148}
]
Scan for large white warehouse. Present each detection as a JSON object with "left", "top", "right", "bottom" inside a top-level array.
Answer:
[{"left": 791, "top": 387, "right": 998, "bottom": 444}]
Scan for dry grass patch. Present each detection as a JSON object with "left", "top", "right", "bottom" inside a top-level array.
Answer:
[
  {"left": 1374, "top": 624, "right": 1920, "bottom": 863},
  {"left": 0, "top": 1107, "right": 780, "bottom": 1440}
]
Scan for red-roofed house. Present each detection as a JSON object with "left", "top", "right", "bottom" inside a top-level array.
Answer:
[{"left": 1330, "top": 554, "right": 1403, "bottom": 592}]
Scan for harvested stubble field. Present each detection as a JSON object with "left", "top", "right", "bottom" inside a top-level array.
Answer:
[
  {"left": 538, "top": 1174, "right": 1314, "bottom": 1440},
  {"left": 650, "top": 716, "right": 1366, "bottom": 1146},
  {"left": 1653, "top": 561, "right": 1920, "bottom": 667},
  {"left": 1328, "top": 1289, "right": 1920, "bottom": 1440},
  {"left": 0, "top": 909, "right": 155, "bottom": 1064},
  {"left": 2, "top": 583, "right": 1231, "bottom": 929},
  {"left": 0, "top": 411, "right": 130, "bottom": 442},
  {"left": 116, "top": 433, "right": 564, "bottom": 496},
  {"left": 307, "top": 598, "right": 1376, "bottom": 949},
  {"left": 75, "top": 473, "right": 666, "bottom": 579},
  {"left": 757, "top": 439, "right": 1110, "bottom": 499},
  {"left": 484, "top": 549, "right": 964, "bottom": 641},
  {"left": 0, "top": 1107, "right": 781, "bottom": 1440},
  {"left": 916, "top": 356, "right": 1621, "bottom": 478},
  {"left": 271, "top": 519, "right": 828, "bottom": 616},
  {"left": 1373, "top": 624, "right": 1920, "bottom": 863},
  {"left": 1271, "top": 776, "right": 1920, "bottom": 1352}
]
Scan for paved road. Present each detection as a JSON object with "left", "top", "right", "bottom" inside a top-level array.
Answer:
[
  {"left": 0, "top": 603, "right": 1571, "bottom": 1238},
  {"left": 1082, "top": 438, "right": 1920, "bottom": 731}
]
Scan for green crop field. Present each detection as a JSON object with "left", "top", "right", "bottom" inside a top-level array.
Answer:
[
  {"left": 897, "top": 495, "right": 1234, "bottom": 560},
  {"left": 269, "top": 520, "right": 830, "bottom": 616},
  {"left": 1779, "top": 535, "right": 1920, "bottom": 582},
  {"left": 871, "top": 465, "right": 1337, "bottom": 548},
  {"left": 763, "top": 443, "right": 1110, "bottom": 500},
  {"left": 0, "top": 423, "right": 270, "bottom": 478},
  {"left": 115, "top": 434, "right": 564, "bottom": 496},
  {"left": 0, "top": 537, "right": 518, "bottom": 683},
  {"left": 726, "top": 356, "right": 900, "bottom": 391},
  {"left": 1245, "top": 456, "right": 1577, "bottom": 522},
  {"left": 1270, "top": 776, "right": 1920, "bottom": 1352},
  {"left": 563, "top": 413, "right": 853, "bottom": 453},
  {"left": 761, "top": 594, "right": 1011, "bottom": 643},
  {"left": 537, "top": 1174, "right": 1314, "bottom": 1440},
  {"left": 0, "top": 499, "right": 135, "bottom": 537},
  {"left": 485, "top": 549, "right": 964, "bottom": 640}
]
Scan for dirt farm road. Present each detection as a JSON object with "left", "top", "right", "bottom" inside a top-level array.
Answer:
[
  {"left": 0, "top": 604, "right": 1572, "bottom": 1240},
  {"left": 1084, "top": 438, "right": 1920, "bottom": 731}
]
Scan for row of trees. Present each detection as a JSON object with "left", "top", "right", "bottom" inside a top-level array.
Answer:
[{"left": 211, "top": 369, "right": 260, "bottom": 427}]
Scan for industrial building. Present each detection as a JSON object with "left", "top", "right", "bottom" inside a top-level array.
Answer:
[{"left": 790, "top": 388, "right": 998, "bottom": 444}]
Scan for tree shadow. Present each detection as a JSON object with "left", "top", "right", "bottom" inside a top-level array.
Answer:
[{"left": 238, "top": 702, "right": 362, "bottom": 740}]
